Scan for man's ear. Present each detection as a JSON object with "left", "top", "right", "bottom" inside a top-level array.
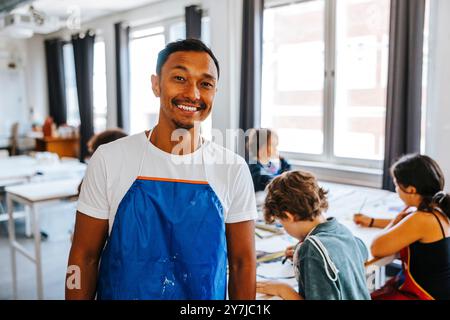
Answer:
[
  {"left": 151, "top": 74, "right": 160, "bottom": 97},
  {"left": 283, "top": 211, "right": 296, "bottom": 222}
]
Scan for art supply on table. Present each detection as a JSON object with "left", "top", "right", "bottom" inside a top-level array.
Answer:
[
  {"left": 257, "top": 251, "right": 285, "bottom": 263},
  {"left": 256, "top": 222, "right": 284, "bottom": 235}
]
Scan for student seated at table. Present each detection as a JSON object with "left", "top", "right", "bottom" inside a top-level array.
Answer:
[
  {"left": 353, "top": 154, "right": 450, "bottom": 300},
  {"left": 87, "top": 128, "right": 128, "bottom": 159},
  {"left": 257, "top": 170, "right": 371, "bottom": 300},
  {"left": 246, "top": 128, "right": 291, "bottom": 192}
]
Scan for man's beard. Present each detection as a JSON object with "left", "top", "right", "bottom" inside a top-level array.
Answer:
[{"left": 172, "top": 119, "right": 194, "bottom": 130}]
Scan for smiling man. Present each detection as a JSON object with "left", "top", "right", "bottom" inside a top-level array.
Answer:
[{"left": 66, "top": 39, "right": 257, "bottom": 300}]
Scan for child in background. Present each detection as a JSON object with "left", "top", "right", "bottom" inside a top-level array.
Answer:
[
  {"left": 257, "top": 171, "right": 370, "bottom": 300},
  {"left": 77, "top": 128, "right": 128, "bottom": 194},
  {"left": 87, "top": 128, "right": 128, "bottom": 157},
  {"left": 356, "top": 154, "right": 450, "bottom": 300},
  {"left": 246, "top": 128, "right": 291, "bottom": 192}
]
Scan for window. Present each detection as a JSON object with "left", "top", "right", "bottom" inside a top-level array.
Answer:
[
  {"left": 129, "top": 26, "right": 166, "bottom": 135},
  {"left": 64, "top": 40, "right": 108, "bottom": 134},
  {"left": 63, "top": 43, "right": 80, "bottom": 128},
  {"left": 262, "top": 0, "right": 325, "bottom": 155},
  {"left": 129, "top": 18, "right": 212, "bottom": 137},
  {"left": 262, "top": 0, "right": 391, "bottom": 168},
  {"left": 333, "top": 0, "right": 390, "bottom": 161},
  {"left": 93, "top": 40, "right": 108, "bottom": 133},
  {"left": 168, "top": 17, "right": 211, "bottom": 45}
]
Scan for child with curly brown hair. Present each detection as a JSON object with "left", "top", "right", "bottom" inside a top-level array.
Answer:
[{"left": 257, "top": 170, "right": 370, "bottom": 300}]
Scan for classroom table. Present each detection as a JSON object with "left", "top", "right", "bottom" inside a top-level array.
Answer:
[
  {"left": 0, "top": 155, "right": 37, "bottom": 182},
  {"left": 0, "top": 155, "right": 86, "bottom": 182},
  {"left": 6, "top": 178, "right": 82, "bottom": 300},
  {"left": 255, "top": 180, "right": 403, "bottom": 299},
  {"left": 0, "top": 155, "right": 86, "bottom": 235}
]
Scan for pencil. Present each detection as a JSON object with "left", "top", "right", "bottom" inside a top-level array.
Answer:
[{"left": 256, "top": 251, "right": 285, "bottom": 263}]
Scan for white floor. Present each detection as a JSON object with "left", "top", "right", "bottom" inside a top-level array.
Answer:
[{"left": 0, "top": 201, "right": 76, "bottom": 300}]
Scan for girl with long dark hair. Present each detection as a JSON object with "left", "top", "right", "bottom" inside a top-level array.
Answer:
[{"left": 357, "top": 154, "right": 450, "bottom": 300}]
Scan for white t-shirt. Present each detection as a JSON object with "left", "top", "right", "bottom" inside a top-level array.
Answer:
[{"left": 77, "top": 132, "right": 257, "bottom": 233}]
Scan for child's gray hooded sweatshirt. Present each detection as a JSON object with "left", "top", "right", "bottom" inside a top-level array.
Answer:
[{"left": 295, "top": 217, "right": 371, "bottom": 300}]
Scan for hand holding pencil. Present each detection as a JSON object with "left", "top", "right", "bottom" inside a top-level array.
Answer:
[
  {"left": 282, "top": 243, "right": 301, "bottom": 264},
  {"left": 282, "top": 245, "right": 294, "bottom": 264}
]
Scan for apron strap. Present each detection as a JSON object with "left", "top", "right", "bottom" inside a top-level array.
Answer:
[
  {"left": 306, "top": 235, "right": 339, "bottom": 282},
  {"left": 137, "top": 130, "right": 153, "bottom": 177},
  {"left": 430, "top": 209, "right": 447, "bottom": 239}
]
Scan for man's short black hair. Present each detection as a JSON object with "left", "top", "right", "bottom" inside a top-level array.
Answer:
[{"left": 156, "top": 38, "right": 220, "bottom": 78}]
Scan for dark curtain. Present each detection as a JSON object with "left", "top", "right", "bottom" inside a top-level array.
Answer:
[
  {"left": 72, "top": 31, "right": 95, "bottom": 162},
  {"left": 382, "top": 0, "right": 426, "bottom": 191},
  {"left": 115, "top": 22, "right": 130, "bottom": 133},
  {"left": 185, "top": 5, "right": 202, "bottom": 39},
  {"left": 239, "top": 0, "right": 264, "bottom": 157},
  {"left": 44, "top": 38, "right": 67, "bottom": 126}
]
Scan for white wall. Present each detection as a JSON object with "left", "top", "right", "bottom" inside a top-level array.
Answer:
[
  {"left": 0, "top": 34, "right": 47, "bottom": 147},
  {"left": 24, "top": 34, "right": 48, "bottom": 125},
  {"left": 0, "top": 37, "right": 28, "bottom": 146},
  {"left": 426, "top": 0, "right": 450, "bottom": 191}
]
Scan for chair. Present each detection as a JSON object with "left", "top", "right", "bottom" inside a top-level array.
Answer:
[
  {"left": 9, "top": 122, "right": 19, "bottom": 156},
  {"left": 9, "top": 122, "right": 35, "bottom": 156}
]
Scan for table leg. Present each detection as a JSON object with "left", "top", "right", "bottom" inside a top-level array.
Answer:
[
  {"left": 30, "top": 204, "right": 43, "bottom": 300},
  {"left": 7, "top": 193, "right": 18, "bottom": 300},
  {"left": 25, "top": 205, "right": 32, "bottom": 237}
]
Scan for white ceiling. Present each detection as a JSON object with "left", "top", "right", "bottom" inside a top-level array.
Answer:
[{"left": 12, "top": 0, "right": 163, "bottom": 23}]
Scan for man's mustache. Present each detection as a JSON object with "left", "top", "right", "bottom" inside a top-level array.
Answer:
[{"left": 172, "top": 99, "right": 207, "bottom": 110}]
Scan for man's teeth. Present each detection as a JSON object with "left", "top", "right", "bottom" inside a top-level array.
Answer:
[{"left": 177, "top": 104, "right": 197, "bottom": 112}]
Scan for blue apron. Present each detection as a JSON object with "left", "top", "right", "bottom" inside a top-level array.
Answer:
[{"left": 97, "top": 134, "right": 227, "bottom": 300}]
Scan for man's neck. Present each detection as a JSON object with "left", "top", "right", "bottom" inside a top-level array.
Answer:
[{"left": 149, "top": 124, "right": 202, "bottom": 155}]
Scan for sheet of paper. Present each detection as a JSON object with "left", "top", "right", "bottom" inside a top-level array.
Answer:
[
  {"left": 255, "top": 229, "right": 276, "bottom": 238},
  {"left": 257, "top": 261, "right": 295, "bottom": 279}
]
